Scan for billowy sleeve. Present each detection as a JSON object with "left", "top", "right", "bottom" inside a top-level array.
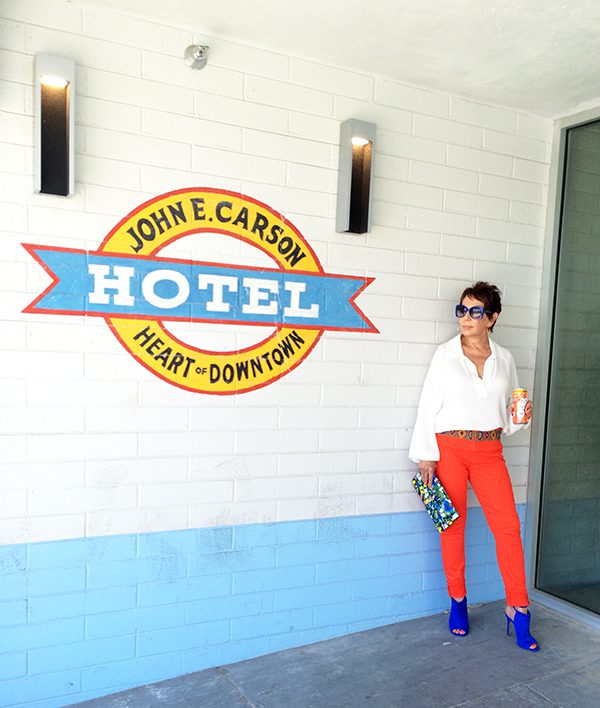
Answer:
[
  {"left": 503, "top": 350, "right": 531, "bottom": 436},
  {"left": 408, "top": 348, "right": 444, "bottom": 463}
]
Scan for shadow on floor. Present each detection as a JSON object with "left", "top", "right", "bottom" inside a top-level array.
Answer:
[{"left": 73, "top": 600, "right": 600, "bottom": 708}]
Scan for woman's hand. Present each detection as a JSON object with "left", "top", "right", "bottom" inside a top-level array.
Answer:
[
  {"left": 525, "top": 400, "right": 533, "bottom": 422},
  {"left": 418, "top": 460, "right": 437, "bottom": 488}
]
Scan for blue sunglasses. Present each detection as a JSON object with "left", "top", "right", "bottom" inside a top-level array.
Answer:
[{"left": 455, "top": 304, "right": 493, "bottom": 320}]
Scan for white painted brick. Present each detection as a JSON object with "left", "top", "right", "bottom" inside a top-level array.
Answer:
[
  {"left": 374, "top": 153, "right": 410, "bottom": 182},
  {"left": 405, "top": 252, "right": 474, "bottom": 280},
  {"left": 406, "top": 206, "right": 477, "bottom": 236},
  {"left": 141, "top": 165, "right": 241, "bottom": 195},
  {"left": 0, "top": 490, "right": 27, "bottom": 519},
  {"left": 27, "top": 433, "right": 137, "bottom": 461},
  {"left": 362, "top": 362, "right": 429, "bottom": 387},
  {"left": 506, "top": 242, "right": 543, "bottom": 268},
  {"left": 479, "top": 174, "right": 544, "bottom": 203},
  {"left": 86, "top": 457, "right": 187, "bottom": 486},
  {"left": 85, "top": 406, "right": 187, "bottom": 433},
  {"left": 376, "top": 318, "right": 437, "bottom": 344},
  {"left": 277, "top": 451, "right": 357, "bottom": 477},
  {"left": 139, "top": 480, "right": 233, "bottom": 507},
  {"left": 0, "top": 461, "right": 84, "bottom": 490},
  {"left": 236, "top": 429, "right": 318, "bottom": 455},
  {"left": 86, "top": 506, "right": 189, "bottom": 538},
  {"left": 189, "top": 500, "right": 278, "bottom": 528},
  {"left": 143, "top": 109, "right": 242, "bottom": 151},
  {"left": 413, "top": 114, "right": 484, "bottom": 148},
  {"left": 372, "top": 272, "right": 437, "bottom": 299},
  {"left": 0, "top": 435, "right": 25, "bottom": 465},
  {"left": 0, "top": 142, "right": 28, "bottom": 175},
  {"left": 321, "top": 383, "right": 397, "bottom": 408},
  {"left": 499, "top": 305, "right": 540, "bottom": 329},
  {"left": 287, "top": 163, "right": 337, "bottom": 194},
  {"left": 510, "top": 200, "right": 547, "bottom": 226},
  {"left": 0, "top": 513, "right": 85, "bottom": 545},
  {"left": 450, "top": 97, "right": 517, "bottom": 133},
  {"left": 0, "top": 407, "right": 83, "bottom": 434},
  {"left": 0, "top": 17, "right": 26, "bottom": 51},
  {"left": 516, "top": 113, "right": 552, "bottom": 141},
  {"left": 83, "top": 185, "right": 151, "bottom": 217},
  {"left": 0, "top": 47, "right": 31, "bottom": 85},
  {"left": 322, "top": 338, "right": 398, "bottom": 364},
  {"left": 81, "top": 67, "right": 193, "bottom": 115},
  {"left": 320, "top": 472, "right": 393, "bottom": 496},
  {"left": 203, "top": 36, "right": 289, "bottom": 81},
  {"left": 379, "top": 130, "right": 446, "bottom": 164},
  {"left": 0, "top": 378, "right": 26, "bottom": 407},
  {"left": 447, "top": 144, "right": 513, "bottom": 177},
  {"left": 367, "top": 226, "right": 440, "bottom": 255},
  {"left": 24, "top": 24, "right": 142, "bottom": 76},
  {"left": 374, "top": 178, "right": 443, "bottom": 210},
  {"left": 401, "top": 296, "right": 453, "bottom": 322},
  {"left": 241, "top": 182, "right": 329, "bottom": 218},
  {"left": 82, "top": 6, "right": 189, "bottom": 55},
  {"left": 356, "top": 292, "right": 401, "bottom": 319},
  {"left": 357, "top": 406, "right": 405, "bottom": 430},
  {"left": 512, "top": 158, "right": 549, "bottom": 184},
  {"left": 139, "top": 431, "right": 234, "bottom": 457},
  {"left": 4, "top": 0, "right": 82, "bottom": 32},
  {"left": 328, "top": 243, "right": 404, "bottom": 274},
  {"left": 28, "top": 485, "right": 137, "bottom": 515},
  {"left": 192, "top": 145, "right": 286, "bottom": 185},
  {"left": 371, "top": 200, "right": 408, "bottom": 230},
  {"left": 244, "top": 130, "right": 331, "bottom": 168},
  {"left": 280, "top": 407, "right": 358, "bottom": 430},
  {"left": 190, "top": 407, "right": 279, "bottom": 431},
  {"left": 473, "top": 260, "right": 540, "bottom": 287},
  {"left": 0, "top": 110, "right": 32, "bottom": 146},
  {"left": 484, "top": 129, "right": 548, "bottom": 162},
  {"left": 320, "top": 429, "right": 394, "bottom": 452},
  {"left": 375, "top": 79, "right": 449, "bottom": 118},
  {"left": 441, "top": 234, "right": 507, "bottom": 262},
  {"left": 78, "top": 155, "right": 141, "bottom": 191},
  {"left": 277, "top": 498, "right": 323, "bottom": 521},
  {"left": 78, "top": 97, "right": 141, "bottom": 133},
  {"left": 83, "top": 127, "right": 191, "bottom": 170},
  {"left": 245, "top": 75, "right": 333, "bottom": 115},
  {"left": 409, "top": 160, "right": 479, "bottom": 193},
  {"left": 477, "top": 216, "right": 542, "bottom": 246},
  {"left": 288, "top": 112, "right": 339, "bottom": 144},
  {"left": 290, "top": 59, "right": 373, "bottom": 101},
  {"left": 189, "top": 454, "right": 277, "bottom": 481},
  {"left": 334, "top": 95, "right": 412, "bottom": 135},
  {"left": 0, "top": 258, "right": 26, "bottom": 291},
  {"left": 236, "top": 476, "right": 318, "bottom": 501},
  {"left": 0, "top": 350, "right": 83, "bottom": 379},
  {"left": 290, "top": 361, "right": 362, "bottom": 386},
  {"left": 194, "top": 92, "right": 287, "bottom": 132}
]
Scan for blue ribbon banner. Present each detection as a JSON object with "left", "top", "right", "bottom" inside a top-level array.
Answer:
[{"left": 28, "top": 247, "right": 375, "bottom": 332}]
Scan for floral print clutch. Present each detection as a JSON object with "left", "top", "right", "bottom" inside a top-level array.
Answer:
[{"left": 412, "top": 471, "right": 459, "bottom": 533}]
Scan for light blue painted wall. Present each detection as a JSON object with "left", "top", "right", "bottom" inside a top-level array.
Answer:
[{"left": 0, "top": 507, "right": 523, "bottom": 707}]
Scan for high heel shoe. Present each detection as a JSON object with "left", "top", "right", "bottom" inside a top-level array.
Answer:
[
  {"left": 449, "top": 596, "right": 469, "bottom": 636},
  {"left": 505, "top": 607, "right": 540, "bottom": 652}
]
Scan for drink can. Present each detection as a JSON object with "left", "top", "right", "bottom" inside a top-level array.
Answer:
[{"left": 511, "top": 388, "right": 529, "bottom": 424}]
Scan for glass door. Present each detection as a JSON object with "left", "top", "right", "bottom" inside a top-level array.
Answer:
[{"left": 536, "top": 119, "right": 600, "bottom": 614}]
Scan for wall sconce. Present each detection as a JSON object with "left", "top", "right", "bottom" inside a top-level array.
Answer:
[
  {"left": 335, "top": 118, "right": 376, "bottom": 234},
  {"left": 34, "top": 53, "right": 75, "bottom": 197}
]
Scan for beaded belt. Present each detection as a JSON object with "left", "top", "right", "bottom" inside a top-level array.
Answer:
[{"left": 440, "top": 428, "right": 502, "bottom": 441}]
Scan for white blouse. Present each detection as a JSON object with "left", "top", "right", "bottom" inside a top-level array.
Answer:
[{"left": 408, "top": 334, "right": 529, "bottom": 463}]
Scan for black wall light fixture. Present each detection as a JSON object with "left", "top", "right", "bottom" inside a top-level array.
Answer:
[
  {"left": 335, "top": 118, "right": 376, "bottom": 234},
  {"left": 34, "top": 53, "right": 75, "bottom": 197}
]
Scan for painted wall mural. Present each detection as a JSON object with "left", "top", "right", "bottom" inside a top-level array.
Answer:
[{"left": 24, "top": 188, "right": 377, "bottom": 394}]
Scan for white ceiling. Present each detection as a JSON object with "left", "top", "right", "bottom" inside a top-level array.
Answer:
[{"left": 81, "top": 0, "right": 600, "bottom": 117}]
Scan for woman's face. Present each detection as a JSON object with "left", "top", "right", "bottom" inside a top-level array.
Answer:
[{"left": 458, "top": 295, "right": 498, "bottom": 338}]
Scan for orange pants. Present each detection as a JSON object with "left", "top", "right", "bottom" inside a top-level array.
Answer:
[{"left": 435, "top": 433, "right": 529, "bottom": 607}]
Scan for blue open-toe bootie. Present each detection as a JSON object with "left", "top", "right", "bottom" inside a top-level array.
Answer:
[
  {"left": 449, "top": 596, "right": 469, "bottom": 636},
  {"left": 505, "top": 607, "right": 540, "bottom": 652}
]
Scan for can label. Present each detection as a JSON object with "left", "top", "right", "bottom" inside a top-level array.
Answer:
[{"left": 511, "top": 388, "right": 529, "bottom": 424}]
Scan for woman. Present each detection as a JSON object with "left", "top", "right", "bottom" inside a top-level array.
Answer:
[{"left": 409, "top": 281, "right": 538, "bottom": 651}]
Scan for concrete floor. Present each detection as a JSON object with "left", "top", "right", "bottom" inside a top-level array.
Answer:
[{"left": 73, "top": 600, "right": 600, "bottom": 708}]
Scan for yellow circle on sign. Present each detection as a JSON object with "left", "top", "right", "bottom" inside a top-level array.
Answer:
[{"left": 98, "top": 188, "right": 324, "bottom": 394}]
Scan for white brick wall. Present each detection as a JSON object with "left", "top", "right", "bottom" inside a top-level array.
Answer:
[{"left": 0, "top": 0, "right": 551, "bottom": 544}]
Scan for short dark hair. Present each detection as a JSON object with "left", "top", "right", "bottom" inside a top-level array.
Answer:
[{"left": 460, "top": 281, "right": 502, "bottom": 332}]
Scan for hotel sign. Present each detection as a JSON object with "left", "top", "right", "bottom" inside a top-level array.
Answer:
[{"left": 24, "top": 188, "right": 376, "bottom": 394}]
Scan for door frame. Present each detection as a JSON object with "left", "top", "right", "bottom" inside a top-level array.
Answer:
[{"left": 525, "top": 105, "right": 600, "bottom": 629}]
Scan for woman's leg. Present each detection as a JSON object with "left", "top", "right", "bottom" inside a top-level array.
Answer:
[
  {"left": 435, "top": 435, "right": 470, "bottom": 601},
  {"left": 467, "top": 441, "right": 529, "bottom": 608}
]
